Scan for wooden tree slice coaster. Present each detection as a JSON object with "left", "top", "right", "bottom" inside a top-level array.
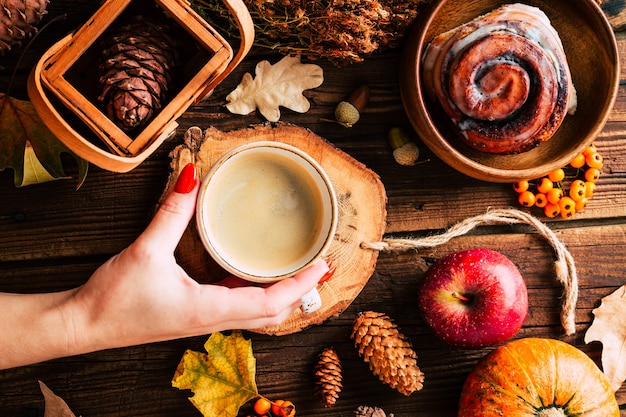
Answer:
[{"left": 161, "top": 123, "right": 387, "bottom": 335}]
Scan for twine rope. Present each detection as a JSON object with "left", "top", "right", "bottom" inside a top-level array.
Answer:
[{"left": 361, "top": 208, "right": 578, "bottom": 335}]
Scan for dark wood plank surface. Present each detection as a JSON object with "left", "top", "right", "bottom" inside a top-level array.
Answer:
[{"left": 1, "top": 1, "right": 625, "bottom": 416}]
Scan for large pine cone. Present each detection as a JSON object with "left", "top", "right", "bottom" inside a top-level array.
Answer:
[
  {"left": 98, "top": 16, "right": 177, "bottom": 132},
  {"left": 313, "top": 347, "right": 342, "bottom": 407},
  {"left": 351, "top": 311, "right": 424, "bottom": 396},
  {"left": 0, "top": 0, "right": 49, "bottom": 54}
]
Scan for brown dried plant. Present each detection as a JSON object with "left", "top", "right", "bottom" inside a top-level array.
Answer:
[{"left": 191, "top": 0, "right": 429, "bottom": 65}]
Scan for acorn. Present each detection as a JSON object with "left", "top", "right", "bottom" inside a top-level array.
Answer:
[
  {"left": 388, "top": 127, "right": 420, "bottom": 166},
  {"left": 332, "top": 85, "right": 370, "bottom": 127},
  {"left": 334, "top": 101, "right": 360, "bottom": 127}
]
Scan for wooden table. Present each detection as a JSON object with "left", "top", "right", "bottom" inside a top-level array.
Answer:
[{"left": 1, "top": 1, "right": 625, "bottom": 416}]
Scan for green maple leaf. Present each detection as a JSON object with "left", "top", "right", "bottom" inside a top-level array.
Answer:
[
  {"left": 172, "top": 330, "right": 259, "bottom": 417},
  {"left": 0, "top": 93, "right": 88, "bottom": 188}
]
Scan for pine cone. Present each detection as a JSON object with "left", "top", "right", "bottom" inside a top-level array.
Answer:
[
  {"left": 98, "top": 16, "right": 177, "bottom": 132},
  {"left": 0, "top": 0, "right": 49, "bottom": 54},
  {"left": 351, "top": 311, "right": 424, "bottom": 396},
  {"left": 313, "top": 346, "right": 342, "bottom": 407},
  {"left": 355, "top": 405, "right": 394, "bottom": 417}
]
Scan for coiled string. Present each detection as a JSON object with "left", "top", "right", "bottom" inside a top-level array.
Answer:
[{"left": 361, "top": 208, "right": 578, "bottom": 336}]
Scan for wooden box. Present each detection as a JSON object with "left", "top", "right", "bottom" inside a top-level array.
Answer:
[{"left": 28, "top": 0, "right": 253, "bottom": 172}]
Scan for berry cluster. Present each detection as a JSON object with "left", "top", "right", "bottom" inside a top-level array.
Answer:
[
  {"left": 513, "top": 144, "right": 603, "bottom": 219},
  {"left": 247, "top": 398, "right": 296, "bottom": 417}
]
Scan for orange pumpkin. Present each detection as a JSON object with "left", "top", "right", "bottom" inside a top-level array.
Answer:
[{"left": 458, "top": 338, "right": 619, "bottom": 417}]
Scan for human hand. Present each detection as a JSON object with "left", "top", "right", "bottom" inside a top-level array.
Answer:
[{"left": 68, "top": 163, "right": 330, "bottom": 352}]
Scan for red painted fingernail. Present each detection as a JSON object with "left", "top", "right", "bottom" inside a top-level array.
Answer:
[
  {"left": 174, "top": 163, "right": 197, "bottom": 194},
  {"left": 318, "top": 260, "right": 336, "bottom": 284}
]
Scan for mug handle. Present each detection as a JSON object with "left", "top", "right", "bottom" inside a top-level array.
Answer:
[{"left": 198, "top": 0, "right": 255, "bottom": 99}]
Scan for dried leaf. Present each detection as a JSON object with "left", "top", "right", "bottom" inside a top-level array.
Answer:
[
  {"left": 0, "top": 94, "right": 88, "bottom": 188},
  {"left": 584, "top": 285, "right": 626, "bottom": 391},
  {"left": 172, "top": 330, "right": 258, "bottom": 417},
  {"left": 39, "top": 381, "right": 78, "bottom": 417},
  {"left": 23, "top": 142, "right": 65, "bottom": 185},
  {"left": 226, "top": 55, "right": 324, "bottom": 122}
]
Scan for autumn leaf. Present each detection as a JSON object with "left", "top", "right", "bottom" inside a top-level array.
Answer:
[
  {"left": 39, "top": 381, "right": 78, "bottom": 417},
  {"left": 584, "top": 285, "right": 626, "bottom": 391},
  {"left": 226, "top": 55, "right": 324, "bottom": 122},
  {"left": 172, "top": 330, "right": 258, "bottom": 417},
  {"left": 0, "top": 94, "right": 88, "bottom": 188}
]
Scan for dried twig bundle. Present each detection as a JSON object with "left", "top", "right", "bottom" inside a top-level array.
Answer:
[{"left": 191, "top": 0, "right": 429, "bottom": 65}]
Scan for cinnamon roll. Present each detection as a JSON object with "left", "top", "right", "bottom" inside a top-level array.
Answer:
[{"left": 422, "top": 3, "right": 577, "bottom": 154}]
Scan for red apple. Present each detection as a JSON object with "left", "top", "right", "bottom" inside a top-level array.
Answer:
[{"left": 417, "top": 248, "right": 528, "bottom": 348}]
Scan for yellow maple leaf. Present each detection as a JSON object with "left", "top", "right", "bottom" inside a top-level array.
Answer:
[
  {"left": 584, "top": 285, "right": 626, "bottom": 391},
  {"left": 226, "top": 55, "right": 324, "bottom": 122},
  {"left": 0, "top": 93, "right": 88, "bottom": 188},
  {"left": 172, "top": 330, "right": 258, "bottom": 417}
]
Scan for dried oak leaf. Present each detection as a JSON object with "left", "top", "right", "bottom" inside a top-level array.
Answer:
[
  {"left": 172, "top": 330, "right": 258, "bottom": 417},
  {"left": 39, "top": 381, "right": 78, "bottom": 417},
  {"left": 0, "top": 94, "right": 88, "bottom": 188},
  {"left": 584, "top": 285, "right": 626, "bottom": 391},
  {"left": 226, "top": 55, "right": 324, "bottom": 122}
]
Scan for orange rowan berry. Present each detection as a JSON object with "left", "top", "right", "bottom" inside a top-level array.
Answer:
[
  {"left": 585, "top": 152, "right": 603, "bottom": 169},
  {"left": 585, "top": 167, "right": 601, "bottom": 182},
  {"left": 518, "top": 191, "right": 536, "bottom": 207},
  {"left": 575, "top": 197, "right": 588, "bottom": 212},
  {"left": 536, "top": 177, "right": 553, "bottom": 194},
  {"left": 585, "top": 152, "right": 604, "bottom": 169},
  {"left": 544, "top": 203, "right": 561, "bottom": 218},
  {"left": 548, "top": 168, "right": 565, "bottom": 183},
  {"left": 253, "top": 398, "right": 272, "bottom": 416},
  {"left": 534, "top": 193, "right": 548, "bottom": 208},
  {"left": 272, "top": 400, "right": 295, "bottom": 417},
  {"left": 583, "top": 143, "right": 597, "bottom": 156},
  {"left": 559, "top": 196, "right": 576, "bottom": 215},
  {"left": 271, "top": 400, "right": 285, "bottom": 415},
  {"left": 569, "top": 153, "right": 586, "bottom": 169},
  {"left": 546, "top": 188, "right": 563, "bottom": 204},
  {"left": 513, "top": 180, "right": 529, "bottom": 193},
  {"left": 569, "top": 180, "right": 587, "bottom": 201}
]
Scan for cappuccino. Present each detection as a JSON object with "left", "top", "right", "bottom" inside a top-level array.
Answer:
[{"left": 200, "top": 146, "right": 330, "bottom": 278}]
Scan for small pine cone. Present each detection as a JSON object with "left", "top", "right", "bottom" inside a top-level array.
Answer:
[
  {"left": 313, "top": 347, "right": 342, "bottom": 407},
  {"left": 355, "top": 405, "right": 394, "bottom": 417},
  {"left": 0, "top": 0, "right": 49, "bottom": 54},
  {"left": 351, "top": 311, "right": 424, "bottom": 396},
  {"left": 98, "top": 16, "right": 177, "bottom": 132}
]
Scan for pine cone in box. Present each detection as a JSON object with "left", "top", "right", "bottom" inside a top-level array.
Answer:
[
  {"left": 98, "top": 16, "right": 177, "bottom": 132},
  {"left": 313, "top": 346, "right": 342, "bottom": 407},
  {"left": 0, "top": 0, "right": 49, "bottom": 54},
  {"left": 351, "top": 311, "right": 424, "bottom": 396}
]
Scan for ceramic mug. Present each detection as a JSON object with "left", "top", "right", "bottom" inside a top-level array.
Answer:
[{"left": 196, "top": 141, "right": 338, "bottom": 313}]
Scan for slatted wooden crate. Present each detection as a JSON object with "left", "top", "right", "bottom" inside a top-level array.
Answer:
[{"left": 28, "top": 0, "right": 253, "bottom": 172}]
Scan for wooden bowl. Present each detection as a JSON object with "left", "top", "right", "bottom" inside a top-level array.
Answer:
[{"left": 400, "top": 0, "right": 619, "bottom": 182}]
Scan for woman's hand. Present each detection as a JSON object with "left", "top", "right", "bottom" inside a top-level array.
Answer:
[
  {"left": 0, "top": 164, "right": 329, "bottom": 369},
  {"left": 69, "top": 163, "right": 328, "bottom": 351}
]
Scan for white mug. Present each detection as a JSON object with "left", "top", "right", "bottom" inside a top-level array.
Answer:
[{"left": 196, "top": 141, "right": 338, "bottom": 313}]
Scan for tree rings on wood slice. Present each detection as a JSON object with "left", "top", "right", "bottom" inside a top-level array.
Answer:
[{"left": 161, "top": 123, "right": 387, "bottom": 335}]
